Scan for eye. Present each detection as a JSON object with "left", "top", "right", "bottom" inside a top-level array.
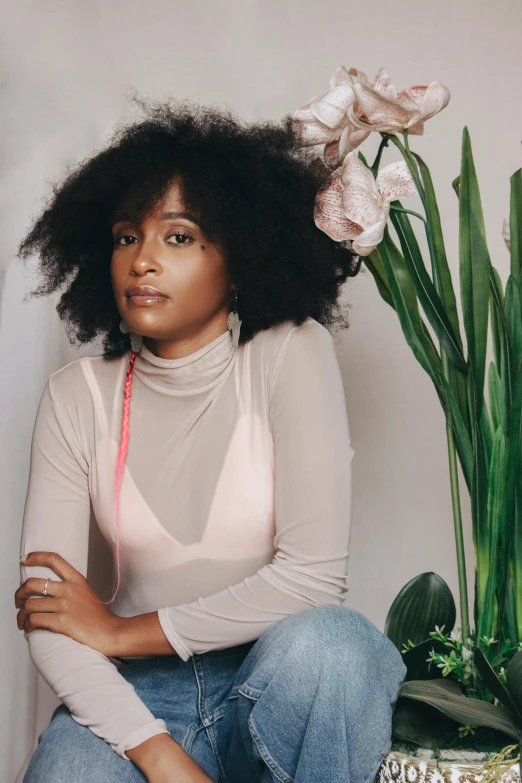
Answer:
[
  {"left": 167, "top": 232, "right": 193, "bottom": 246},
  {"left": 114, "top": 234, "right": 137, "bottom": 247}
]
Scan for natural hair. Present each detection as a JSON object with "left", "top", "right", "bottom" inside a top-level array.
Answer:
[{"left": 17, "top": 96, "right": 362, "bottom": 602}]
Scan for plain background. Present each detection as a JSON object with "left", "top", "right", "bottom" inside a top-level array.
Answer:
[{"left": 2, "top": 1, "right": 521, "bottom": 780}]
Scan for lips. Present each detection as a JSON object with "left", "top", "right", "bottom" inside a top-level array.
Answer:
[{"left": 126, "top": 285, "right": 168, "bottom": 298}]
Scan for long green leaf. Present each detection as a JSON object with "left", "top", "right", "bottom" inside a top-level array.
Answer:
[
  {"left": 364, "top": 250, "right": 394, "bottom": 309},
  {"left": 389, "top": 206, "right": 467, "bottom": 373},
  {"left": 473, "top": 648, "right": 522, "bottom": 720},
  {"left": 506, "top": 361, "right": 522, "bottom": 640},
  {"left": 392, "top": 697, "right": 458, "bottom": 748},
  {"left": 506, "top": 650, "right": 522, "bottom": 718},
  {"left": 459, "top": 126, "right": 491, "bottom": 422},
  {"left": 378, "top": 228, "right": 443, "bottom": 398},
  {"left": 509, "top": 168, "right": 522, "bottom": 285},
  {"left": 477, "top": 426, "right": 507, "bottom": 642},
  {"left": 505, "top": 276, "right": 522, "bottom": 404},
  {"left": 436, "top": 369, "right": 473, "bottom": 491},
  {"left": 399, "top": 679, "right": 520, "bottom": 740}
]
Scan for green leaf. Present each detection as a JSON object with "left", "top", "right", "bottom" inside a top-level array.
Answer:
[
  {"left": 389, "top": 206, "right": 467, "bottom": 373},
  {"left": 501, "top": 359, "right": 522, "bottom": 639},
  {"left": 411, "top": 152, "right": 464, "bottom": 359},
  {"left": 402, "top": 638, "right": 449, "bottom": 682},
  {"left": 489, "top": 362, "right": 503, "bottom": 434},
  {"left": 473, "top": 647, "right": 522, "bottom": 719},
  {"left": 364, "top": 249, "right": 394, "bottom": 309},
  {"left": 509, "top": 168, "right": 522, "bottom": 286},
  {"left": 436, "top": 370, "right": 473, "bottom": 492},
  {"left": 399, "top": 679, "right": 520, "bottom": 740},
  {"left": 490, "top": 268, "right": 505, "bottom": 376},
  {"left": 459, "top": 126, "right": 491, "bottom": 423},
  {"left": 384, "top": 572, "right": 456, "bottom": 651},
  {"left": 505, "top": 276, "right": 522, "bottom": 398},
  {"left": 378, "top": 228, "right": 443, "bottom": 400},
  {"left": 477, "top": 426, "right": 507, "bottom": 642},
  {"left": 392, "top": 697, "right": 458, "bottom": 748},
  {"left": 506, "top": 648, "right": 522, "bottom": 718}
]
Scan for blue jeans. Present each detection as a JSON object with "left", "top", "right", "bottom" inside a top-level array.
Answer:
[{"left": 23, "top": 605, "right": 407, "bottom": 783}]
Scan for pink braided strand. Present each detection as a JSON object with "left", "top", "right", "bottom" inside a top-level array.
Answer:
[{"left": 99, "top": 351, "right": 138, "bottom": 605}]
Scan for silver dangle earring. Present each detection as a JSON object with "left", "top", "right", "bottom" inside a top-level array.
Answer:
[
  {"left": 119, "top": 319, "right": 143, "bottom": 353},
  {"left": 227, "top": 289, "right": 242, "bottom": 347}
]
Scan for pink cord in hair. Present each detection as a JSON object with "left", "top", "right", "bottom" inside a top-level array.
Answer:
[{"left": 98, "top": 350, "right": 138, "bottom": 606}]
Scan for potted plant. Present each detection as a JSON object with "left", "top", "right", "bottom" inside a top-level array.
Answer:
[{"left": 292, "top": 66, "right": 522, "bottom": 782}]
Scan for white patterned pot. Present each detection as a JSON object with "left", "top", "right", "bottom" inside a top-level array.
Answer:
[{"left": 377, "top": 748, "right": 520, "bottom": 782}]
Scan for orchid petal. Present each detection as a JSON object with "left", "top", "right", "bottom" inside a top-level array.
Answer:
[
  {"left": 347, "top": 67, "right": 371, "bottom": 87},
  {"left": 503, "top": 218, "right": 511, "bottom": 251},
  {"left": 324, "top": 123, "right": 371, "bottom": 169},
  {"left": 311, "top": 84, "right": 355, "bottom": 129},
  {"left": 372, "top": 67, "right": 397, "bottom": 100},
  {"left": 314, "top": 168, "right": 363, "bottom": 242},
  {"left": 292, "top": 98, "right": 341, "bottom": 145},
  {"left": 376, "top": 160, "right": 418, "bottom": 203},
  {"left": 340, "top": 152, "right": 386, "bottom": 230},
  {"left": 405, "top": 120, "right": 425, "bottom": 135},
  {"left": 330, "top": 65, "right": 353, "bottom": 89},
  {"left": 351, "top": 216, "right": 388, "bottom": 256},
  {"left": 350, "top": 83, "right": 416, "bottom": 132},
  {"left": 399, "top": 82, "right": 450, "bottom": 125}
]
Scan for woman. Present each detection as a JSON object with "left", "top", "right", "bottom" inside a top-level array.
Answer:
[{"left": 15, "top": 100, "right": 407, "bottom": 783}]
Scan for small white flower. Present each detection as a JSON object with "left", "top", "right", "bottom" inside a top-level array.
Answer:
[
  {"left": 461, "top": 647, "right": 472, "bottom": 661},
  {"left": 449, "top": 630, "right": 461, "bottom": 643},
  {"left": 434, "top": 624, "right": 446, "bottom": 634},
  {"left": 499, "top": 666, "right": 506, "bottom": 677}
]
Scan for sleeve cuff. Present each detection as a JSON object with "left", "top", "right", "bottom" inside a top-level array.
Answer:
[
  {"left": 117, "top": 718, "right": 171, "bottom": 760},
  {"left": 157, "top": 608, "right": 192, "bottom": 662}
]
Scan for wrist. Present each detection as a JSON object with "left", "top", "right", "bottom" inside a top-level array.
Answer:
[
  {"left": 126, "top": 732, "right": 178, "bottom": 772},
  {"left": 111, "top": 612, "right": 178, "bottom": 657}
]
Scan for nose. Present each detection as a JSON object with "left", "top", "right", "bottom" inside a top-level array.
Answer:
[{"left": 129, "top": 235, "right": 163, "bottom": 275}]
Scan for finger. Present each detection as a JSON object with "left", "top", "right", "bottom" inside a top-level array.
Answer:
[
  {"left": 17, "top": 598, "right": 60, "bottom": 630},
  {"left": 22, "top": 611, "right": 63, "bottom": 635},
  {"left": 19, "top": 552, "right": 80, "bottom": 583},
  {"left": 15, "top": 577, "right": 60, "bottom": 608}
]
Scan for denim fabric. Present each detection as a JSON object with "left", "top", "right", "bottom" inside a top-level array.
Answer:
[{"left": 23, "top": 605, "right": 407, "bottom": 783}]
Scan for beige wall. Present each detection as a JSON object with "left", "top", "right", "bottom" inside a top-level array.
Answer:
[{"left": 3, "top": 1, "right": 521, "bottom": 780}]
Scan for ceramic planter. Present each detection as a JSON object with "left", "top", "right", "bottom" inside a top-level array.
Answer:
[{"left": 377, "top": 748, "right": 520, "bottom": 782}]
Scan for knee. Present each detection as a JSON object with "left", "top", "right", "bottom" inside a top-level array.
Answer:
[
  {"left": 271, "top": 605, "right": 402, "bottom": 675},
  {"left": 23, "top": 705, "right": 129, "bottom": 783}
]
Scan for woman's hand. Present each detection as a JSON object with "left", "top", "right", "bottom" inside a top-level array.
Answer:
[{"left": 15, "top": 551, "right": 122, "bottom": 657}]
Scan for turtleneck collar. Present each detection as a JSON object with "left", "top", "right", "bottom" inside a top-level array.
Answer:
[{"left": 132, "top": 329, "right": 237, "bottom": 396}]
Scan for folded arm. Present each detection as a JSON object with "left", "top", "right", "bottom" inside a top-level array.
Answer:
[{"left": 19, "top": 374, "right": 170, "bottom": 759}]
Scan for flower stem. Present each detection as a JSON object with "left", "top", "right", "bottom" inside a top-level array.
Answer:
[{"left": 371, "top": 136, "right": 390, "bottom": 175}]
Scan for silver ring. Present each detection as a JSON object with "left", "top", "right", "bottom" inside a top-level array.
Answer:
[{"left": 42, "top": 578, "right": 50, "bottom": 596}]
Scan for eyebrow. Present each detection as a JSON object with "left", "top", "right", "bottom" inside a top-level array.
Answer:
[{"left": 112, "top": 211, "right": 201, "bottom": 228}]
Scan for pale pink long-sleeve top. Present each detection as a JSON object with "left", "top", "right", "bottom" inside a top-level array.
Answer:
[{"left": 19, "top": 316, "right": 355, "bottom": 759}]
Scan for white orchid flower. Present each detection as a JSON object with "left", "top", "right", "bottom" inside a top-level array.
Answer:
[
  {"left": 348, "top": 68, "right": 451, "bottom": 136},
  {"left": 314, "top": 152, "right": 418, "bottom": 256},
  {"left": 503, "top": 218, "right": 511, "bottom": 251},
  {"left": 292, "top": 66, "right": 370, "bottom": 163}
]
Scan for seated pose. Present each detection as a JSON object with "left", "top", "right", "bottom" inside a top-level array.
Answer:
[{"left": 15, "top": 100, "right": 407, "bottom": 783}]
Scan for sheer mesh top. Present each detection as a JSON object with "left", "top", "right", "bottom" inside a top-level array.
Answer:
[{"left": 19, "top": 316, "right": 355, "bottom": 759}]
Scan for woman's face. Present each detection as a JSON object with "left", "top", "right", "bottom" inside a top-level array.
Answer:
[{"left": 111, "top": 177, "right": 233, "bottom": 359}]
